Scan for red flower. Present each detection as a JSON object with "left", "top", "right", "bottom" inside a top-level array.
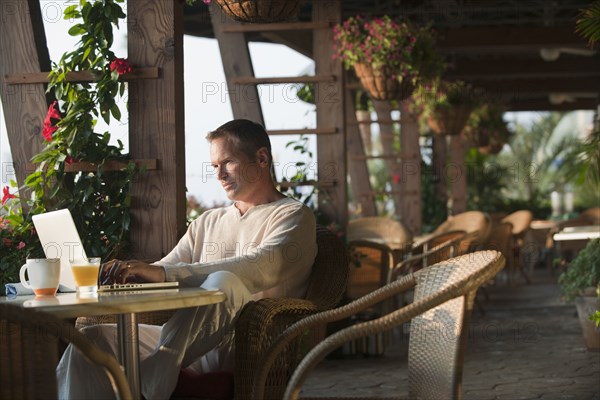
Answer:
[
  {"left": 43, "top": 100, "right": 61, "bottom": 141},
  {"left": 2, "top": 186, "right": 16, "bottom": 205},
  {"left": 2, "top": 238, "right": 12, "bottom": 248},
  {"left": 65, "top": 155, "right": 79, "bottom": 165},
  {"left": 392, "top": 174, "right": 401, "bottom": 184},
  {"left": 110, "top": 58, "right": 134, "bottom": 75}
]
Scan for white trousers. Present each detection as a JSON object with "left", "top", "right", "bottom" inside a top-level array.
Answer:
[{"left": 57, "top": 271, "right": 253, "bottom": 400}]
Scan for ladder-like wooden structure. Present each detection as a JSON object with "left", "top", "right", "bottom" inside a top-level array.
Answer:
[{"left": 209, "top": 0, "right": 350, "bottom": 226}]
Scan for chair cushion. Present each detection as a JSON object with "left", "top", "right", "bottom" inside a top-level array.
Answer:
[{"left": 172, "top": 369, "right": 234, "bottom": 400}]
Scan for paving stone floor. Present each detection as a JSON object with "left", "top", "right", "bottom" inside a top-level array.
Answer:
[{"left": 299, "top": 268, "right": 600, "bottom": 399}]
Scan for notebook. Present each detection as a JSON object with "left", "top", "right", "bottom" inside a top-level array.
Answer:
[{"left": 32, "top": 209, "right": 179, "bottom": 293}]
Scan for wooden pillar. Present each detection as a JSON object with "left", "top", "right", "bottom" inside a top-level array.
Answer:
[
  {"left": 0, "top": 0, "right": 50, "bottom": 191},
  {"left": 432, "top": 134, "right": 448, "bottom": 208},
  {"left": 449, "top": 134, "right": 467, "bottom": 214},
  {"left": 210, "top": 4, "right": 264, "bottom": 125},
  {"left": 372, "top": 100, "right": 402, "bottom": 216},
  {"left": 127, "top": 1, "right": 186, "bottom": 260},
  {"left": 346, "top": 88, "right": 376, "bottom": 216},
  {"left": 313, "top": 0, "right": 347, "bottom": 226},
  {"left": 400, "top": 100, "right": 422, "bottom": 235}
]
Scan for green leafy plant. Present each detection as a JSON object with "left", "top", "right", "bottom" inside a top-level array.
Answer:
[
  {"left": 1, "top": 0, "right": 135, "bottom": 289},
  {"left": 412, "top": 79, "right": 480, "bottom": 120},
  {"left": 558, "top": 239, "right": 600, "bottom": 302},
  {"left": 332, "top": 15, "right": 443, "bottom": 87},
  {"left": 576, "top": 0, "right": 600, "bottom": 46},
  {"left": 280, "top": 135, "right": 317, "bottom": 208},
  {"left": 463, "top": 103, "right": 511, "bottom": 154}
]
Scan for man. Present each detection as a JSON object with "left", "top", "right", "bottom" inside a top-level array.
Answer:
[{"left": 57, "top": 119, "right": 317, "bottom": 399}]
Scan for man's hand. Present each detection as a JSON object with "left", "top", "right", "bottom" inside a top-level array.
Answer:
[{"left": 99, "top": 259, "right": 167, "bottom": 285}]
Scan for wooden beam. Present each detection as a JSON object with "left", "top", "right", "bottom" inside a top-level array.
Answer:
[
  {"left": 345, "top": 87, "right": 377, "bottom": 217},
  {"left": 210, "top": 3, "right": 265, "bottom": 124},
  {"left": 267, "top": 127, "right": 337, "bottom": 135},
  {"left": 260, "top": 31, "right": 313, "bottom": 58},
  {"left": 0, "top": 0, "right": 49, "bottom": 191},
  {"left": 221, "top": 21, "right": 331, "bottom": 33},
  {"left": 447, "top": 57, "right": 600, "bottom": 80},
  {"left": 471, "top": 76, "right": 600, "bottom": 94},
  {"left": 4, "top": 67, "right": 160, "bottom": 84},
  {"left": 231, "top": 75, "right": 335, "bottom": 85},
  {"left": 506, "top": 98, "right": 596, "bottom": 112},
  {"left": 127, "top": 1, "right": 186, "bottom": 260},
  {"left": 399, "top": 100, "right": 422, "bottom": 235},
  {"left": 26, "top": 159, "right": 159, "bottom": 173},
  {"left": 313, "top": 0, "right": 347, "bottom": 227},
  {"left": 437, "top": 25, "right": 588, "bottom": 52}
]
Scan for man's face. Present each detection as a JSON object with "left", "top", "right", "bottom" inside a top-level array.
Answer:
[{"left": 210, "top": 137, "right": 261, "bottom": 202}]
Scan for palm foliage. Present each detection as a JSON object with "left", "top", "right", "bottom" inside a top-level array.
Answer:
[{"left": 576, "top": 1, "right": 600, "bottom": 46}]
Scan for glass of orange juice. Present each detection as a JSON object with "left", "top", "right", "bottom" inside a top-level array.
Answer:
[{"left": 70, "top": 257, "right": 101, "bottom": 294}]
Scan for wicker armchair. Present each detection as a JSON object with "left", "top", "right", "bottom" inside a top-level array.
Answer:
[
  {"left": 0, "top": 303, "right": 132, "bottom": 400},
  {"left": 77, "top": 225, "right": 349, "bottom": 400},
  {"left": 501, "top": 210, "right": 533, "bottom": 283},
  {"left": 416, "top": 211, "right": 492, "bottom": 254},
  {"left": 252, "top": 250, "right": 505, "bottom": 400},
  {"left": 346, "top": 217, "right": 413, "bottom": 299}
]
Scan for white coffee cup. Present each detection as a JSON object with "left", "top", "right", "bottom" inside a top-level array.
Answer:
[{"left": 19, "top": 258, "right": 61, "bottom": 296}]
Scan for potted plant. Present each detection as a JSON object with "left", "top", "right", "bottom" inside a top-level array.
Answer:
[
  {"left": 412, "top": 79, "right": 480, "bottom": 136},
  {"left": 463, "top": 103, "right": 511, "bottom": 154},
  {"left": 333, "top": 15, "right": 443, "bottom": 101},
  {"left": 558, "top": 238, "right": 600, "bottom": 351},
  {"left": 198, "top": 0, "right": 303, "bottom": 23}
]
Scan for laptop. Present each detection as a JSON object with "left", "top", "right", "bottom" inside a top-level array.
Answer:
[{"left": 32, "top": 209, "right": 179, "bottom": 292}]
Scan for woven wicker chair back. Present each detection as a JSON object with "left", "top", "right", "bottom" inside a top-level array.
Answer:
[
  {"left": 347, "top": 217, "right": 413, "bottom": 246},
  {"left": 407, "top": 251, "right": 502, "bottom": 400},
  {"left": 484, "top": 221, "right": 514, "bottom": 262},
  {"left": 304, "top": 225, "right": 350, "bottom": 310},
  {"left": 433, "top": 211, "right": 492, "bottom": 248},
  {"left": 280, "top": 250, "right": 505, "bottom": 400},
  {"left": 1, "top": 304, "right": 132, "bottom": 400},
  {"left": 501, "top": 210, "right": 533, "bottom": 237},
  {"left": 581, "top": 207, "right": 600, "bottom": 224}
]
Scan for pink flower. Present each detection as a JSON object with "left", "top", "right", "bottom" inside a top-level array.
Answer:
[
  {"left": 42, "top": 100, "right": 61, "bottom": 142},
  {"left": 110, "top": 58, "right": 134, "bottom": 75},
  {"left": 2, "top": 238, "right": 12, "bottom": 248},
  {"left": 16, "top": 241, "right": 26, "bottom": 250},
  {"left": 2, "top": 186, "right": 16, "bottom": 205},
  {"left": 203, "top": 0, "right": 211, "bottom": 3}
]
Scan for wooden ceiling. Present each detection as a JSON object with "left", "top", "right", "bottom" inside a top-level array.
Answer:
[{"left": 183, "top": 0, "right": 598, "bottom": 112}]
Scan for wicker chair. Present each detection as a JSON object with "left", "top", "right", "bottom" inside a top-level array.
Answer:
[
  {"left": 416, "top": 211, "right": 492, "bottom": 255},
  {"left": 482, "top": 221, "right": 514, "bottom": 283},
  {"left": 252, "top": 250, "right": 505, "bottom": 400},
  {"left": 346, "top": 217, "right": 413, "bottom": 299},
  {"left": 76, "top": 225, "right": 349, "bottom": 400},
  {"left": 501, "top": 210, "right": 533, "bottom": 284},
  {"left": 0, "top": 303, "right": 132, "bottom": 400}
]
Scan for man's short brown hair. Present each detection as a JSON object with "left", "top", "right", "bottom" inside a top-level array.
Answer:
[{"left": 207, "top": 119, "right": 272, "bottom": 166}]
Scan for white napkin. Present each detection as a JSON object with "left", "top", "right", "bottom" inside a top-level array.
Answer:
[
  {"left": 4, "top": 283, "right": 34, "bottom": 296},
  {"left": 4, "top": 283, "right": 75, "bottom": 296}
]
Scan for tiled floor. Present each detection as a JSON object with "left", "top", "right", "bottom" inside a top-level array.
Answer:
[{"left": 299, "top": 268, "right": 600, "bottom": 399}]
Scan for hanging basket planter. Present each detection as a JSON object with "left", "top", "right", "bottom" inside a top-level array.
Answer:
[
  {"left": 333, "top": 15, "right": 443, "bottom": 103},
  {"left": 214, "top": 0, "right": 302, "bottom": 23},
  {"left": 426, "top": 105, "right": 473, "bottom": 136},
  {"left": 353, "top": 63, "right": 415, "bottom": 102},
  {"left": 463, "top": 103, "right": 511, "bottom": 153}
]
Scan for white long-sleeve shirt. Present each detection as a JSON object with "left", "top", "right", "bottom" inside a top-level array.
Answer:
[{"left": 156, "top": 197, "right": 317, "bottom": 300}]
